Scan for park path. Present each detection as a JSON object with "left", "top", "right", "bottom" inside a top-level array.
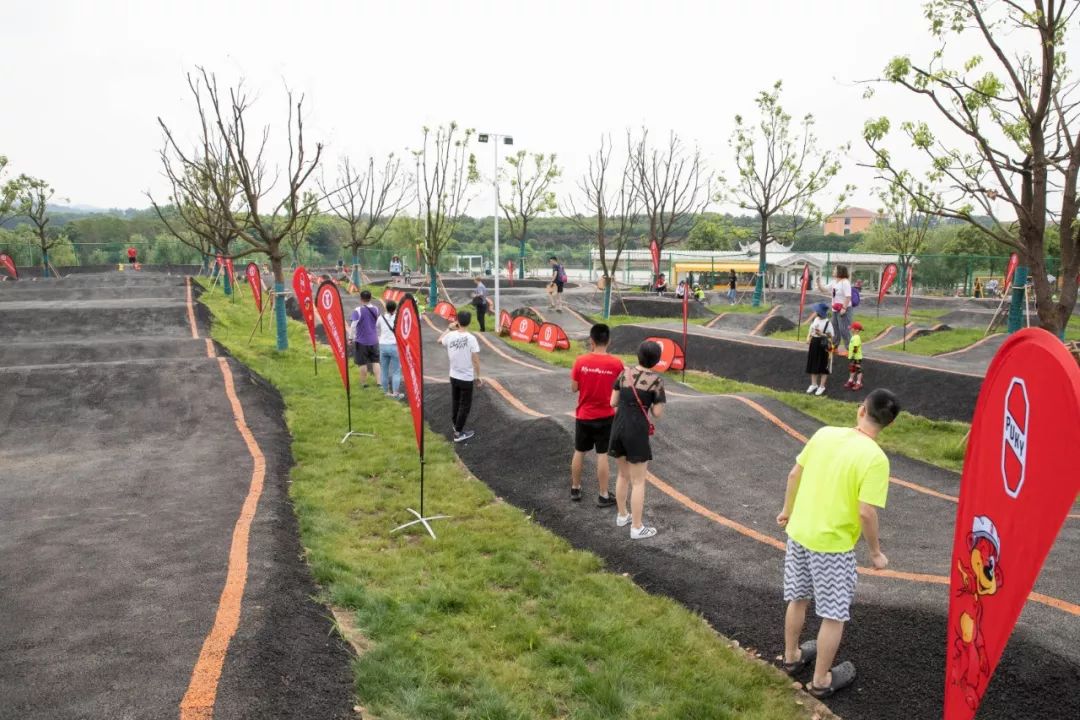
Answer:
[{"left": 0, "top": 273, "right": 353, "bottom": 720}]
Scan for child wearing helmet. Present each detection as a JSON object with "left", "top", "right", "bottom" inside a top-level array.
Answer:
[
  {"left": 845, "top": 321, "right": 864, "bottom": 391},
  {"left": 805, "top": 302, "right": 835, "bottom": 396}
]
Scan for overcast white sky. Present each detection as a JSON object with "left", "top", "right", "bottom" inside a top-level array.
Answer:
[{"left": 0, "top": 0, "right": 1046, "bottom": 217}]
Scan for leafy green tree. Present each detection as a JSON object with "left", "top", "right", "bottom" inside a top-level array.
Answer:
[
  {"left": 864, "top": 0, "right": 1080, "bottom": 334},
  {"left": 720, "top": 81, "right": 848, "bottom": 305},
  {"left": 874, "top": 178, "right": 934, "bottom": 279},
  {"left": 17, "top": 176, "right": 66, "bottom": 277},
  {"left": 500, "top": 150, "right": 560, "bottom": 279},
  {"left": 412, "top": 122, "right": 479, "bottom": 303},
  {"left": 0, "top": 156, "right": 20, "bottom": 227}
]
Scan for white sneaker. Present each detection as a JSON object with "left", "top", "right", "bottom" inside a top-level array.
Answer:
[
  {"left": 630, "top": 525, "right": 658, "bottom": 540},
  {"left": 806, "top": 384, "right": 818, "bottom": 394},
  {"left": 616, "top": 513, "right": 631, "bottom": 527},
  {"left": 814, "top": 386, "right": 827, "bottom": 396}
]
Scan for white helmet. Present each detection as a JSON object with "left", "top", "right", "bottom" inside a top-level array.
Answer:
[{"left": 971, "top": 515, "right": 1000, "bottom": 555}]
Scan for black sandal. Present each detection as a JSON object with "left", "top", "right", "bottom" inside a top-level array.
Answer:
[
  {"left": 782, "top": 640, "right": 817, "bottom": 675},
  {"left": 806, "top": 661, "right": 856, "bottom": 698}
]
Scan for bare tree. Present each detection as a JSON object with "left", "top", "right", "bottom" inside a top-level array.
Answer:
[
  {"left": 284, "top": 190, "right": 320, "bottom": 267},
  {"left": 721, "top": 81, "right": 848, "bottom": 306},
  {"left": 17, "top": 176, "right": 64, "bottom": 278},
  {"left": 157, "top": 68, "right": 323, "bottom": 349},
  {"left": 149, "top": 143, "right": 242, "bottom": 282},
  {"left": 564, "top": 136, "right": 638, "bottom": 318},
  {"left": 628, "top": 129, "right": 709, "bottom": 279},
  {"left": 499, "top": 150, "right": 560, "bottom": 279},
  {"left": 412, "top": 122, "right": 478, "bottom": 303},
  {"left": 864, "top": 0, "right": 1080, "bottom": 335},
  {"left": 319, "top": 154, "right": 410, "bottom": 288}
]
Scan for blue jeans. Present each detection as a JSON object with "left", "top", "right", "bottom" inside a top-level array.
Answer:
[
  {"left": 727, "top": 288, "right": 737, "bottom": 303},
  {"left": 379, "top": 344, "right": 402, "bottom": 394}
]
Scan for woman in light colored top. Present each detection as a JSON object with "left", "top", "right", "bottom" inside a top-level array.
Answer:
[
  {"left": 377, "top": 299, "right": 404, "bottom": 399},
  {"left": 820, "top": 265, "right": 853, "bottom": 352}
]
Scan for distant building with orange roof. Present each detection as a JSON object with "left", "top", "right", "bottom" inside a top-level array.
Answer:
[{"left": 824, "top": 206, "right": 885, "bottom": 236}]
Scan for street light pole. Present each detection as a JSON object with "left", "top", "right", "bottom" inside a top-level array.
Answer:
[{"left": 478, "top": 132, "right": 512, "bottom": 327}]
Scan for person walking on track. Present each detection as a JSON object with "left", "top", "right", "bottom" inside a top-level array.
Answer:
[
  {"left": 438, "top": 310, "right": 482, "bottom": 443},
  {"left": 348, "top": 290, "right": 381, "bottom": 388},
  {"left": 377, "top": 299, "right": 404, "bottom": 400},
  {"left": 569, "top": 323, "right": 622, "bottom": 505},
  {"left": 549, "top": 255, "right": 567, "bottom": 312},
  {"left": 805, "top": 303, "right": 834, "bottom": 396},
  {"left": 471, "top": 275, "right": 489, "bottom": 332},
  {"left": 609, "top": 340, "right": 667, "bottom": 540},
  {"left": 775, "top": 388, "right": 899, "bottom": 699}
]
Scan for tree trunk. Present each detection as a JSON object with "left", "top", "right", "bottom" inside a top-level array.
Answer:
[
  {"left": 271, "top": 252, "right": 289, "bottom": 350},
  {"left": 602, "top": 281, "right": 612, "bottom": 320},
  {"left": 752, "top": 215, "right": 768, "bottom": 307},
  {"left": 352, "top": 249, "right": 360, "bottom": 288},
  {"left": 428, "top": 264, "right": 438, "bottom": 307},
  {"left": 518, "top": 238, "right": 526, "bottom": 279},
  {"left": 42, "top": 248, "right": 50, "bottom": 279},
  {"left": 223, "top": 265, "right": 232, "bottom": 296}
]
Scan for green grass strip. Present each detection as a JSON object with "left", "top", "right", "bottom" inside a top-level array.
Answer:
[
  {"left": 506, "top": 336, "right": 969, "bottom": 473},
  {"left": 198, "top": 284, "right": 812, "bottom": 720}
]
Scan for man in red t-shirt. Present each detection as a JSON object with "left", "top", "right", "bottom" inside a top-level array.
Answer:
[{"left": 570, "top": 323, "right": 624, "bottom": 505}]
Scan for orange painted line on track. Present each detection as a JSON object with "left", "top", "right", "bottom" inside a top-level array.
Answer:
[
  {"left": 485, "top": 378, "right": 548, "bottom": 418},
  {"left": 476, "top": 375, "right": 1080, "bottom": 616},
  {"left": 180, "top": 281, "right": 269, "bottom": 718},
  {"left": 750, "top": 305, "right": 782, "bottom": 336},
  {"left": 476, "top": 333, "right": 555, "bottom": 374},
  {"left": 705, "top": 312, "right": 728, "bottom": 329},
  {"left": 186, "top": 277, "right": 199, "bottom": 339},
  {"left": 869, "top": 325, "right": 895, "bottom": 343},
  {"left": 563, "top": 306, "right": 593, "bottom": 326},
  {"left": 527, "top": 306, "right": 549, "bottom": 324},
  {"left": 935, "top": 332, "right": 1003, "bottom": 358}
]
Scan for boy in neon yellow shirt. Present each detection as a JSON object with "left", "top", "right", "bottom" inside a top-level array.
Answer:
[
  {"left": 776, "top": 388, "right": 900, "bottom": 698},
  {"left": 844, "top": 321, "right": 864, "bottom": 391}
]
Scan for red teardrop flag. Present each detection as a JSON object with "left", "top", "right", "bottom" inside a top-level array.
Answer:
[
  {"left": 878, "top": 263, "right": 898, "bottom": 306},
  {"left": 943, "top": 329, "right": 1080, "bottom": 719},
  {"left": 1004, "top": 253, "right": 1019, "bottom": 291},
  {"left": 245, "top": 262, "right": 262, "bottom": 312},
  {"left": 649, "top": 239, "right": 660, "bottom": 279},
  {"left": 315, "top": 280, "right": 350, "bottom": 392},
  {"left": 394, "top": 295, "right": 425, "bottom": 455},
  {"left": 0, "top": 252, "right": 17, "bottom": 280},
  {"left": 292, "top": 266, "right": 318, "bottom": 353}
]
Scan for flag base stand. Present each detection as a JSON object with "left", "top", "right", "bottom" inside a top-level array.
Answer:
[
  {"left": 340, "top": 430, "right": 375, "bottom": 443},
  {"left": 391, "top": 508, "right": 452, "bottom": 540}
]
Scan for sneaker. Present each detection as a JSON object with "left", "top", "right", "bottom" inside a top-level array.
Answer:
[
  {"left": 571, "top": 487, "right": 582, "bottom": 502},
  {"left": 454, "top": 430, "right": 475, "bottom": 442},
  {"left": 596, "top": 494, "right": 616, "bottom": 507},
  {"left": 852, "top": 382, "right": 863, "bottom": 391},
  {"left": 630, "top": 525, "right": 658, "bottom": 540},
  {"left": 843, "top": 380, "right": 854, "bottom": 389},
  {"left": 616, "top": 513, "right": 632, "bottom": 527},
  {"left": 806, "top": 384, "right": 818, "bottom": 394},
  {"left": 814, "top": 386, "right": 827, "bottom": 396},
  {"left": 555, "top": 307, "right": 563, "bottom": 313}
]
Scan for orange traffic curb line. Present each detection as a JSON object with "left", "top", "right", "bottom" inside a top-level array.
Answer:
[
  {"left": 186, "top": 277, "right": 199, "bottom": 339},
  {"left": 180, "top": 280, "right": 270, "bottom": 718},
  {"left": 469, "top": 372, "right": 1080, "bottom": 615},
  {"left": 935, "top": 332, "right": 1003, "bottom": 358}
]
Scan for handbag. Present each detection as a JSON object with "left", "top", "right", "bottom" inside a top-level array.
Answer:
[{"left": 626, "top": 369, "right": 656, "bottom": 436}]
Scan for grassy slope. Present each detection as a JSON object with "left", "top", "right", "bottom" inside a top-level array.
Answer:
[
  {"left": 508, "top": 338, "right": 969, "bottom": 473},
  {"left": 200, "top": 288, "right": 811, "bottom": 720}
]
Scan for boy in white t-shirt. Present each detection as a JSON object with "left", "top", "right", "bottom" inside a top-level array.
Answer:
[{"left": 438, "top": 310, "right": 483, "bottom": 442}]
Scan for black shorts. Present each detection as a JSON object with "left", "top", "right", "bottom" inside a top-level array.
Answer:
[
  {"left": 555, "top": 281, "right": 565, "bottom": 293},
  {"left": 849, "top": 359, "right": 863, "bottom": 374},
  {"left": 390, "top": 271, "right": 401, "bottom": 277},
  {"left": 354, "top": 343, "right": 378, "bottom": 366},
  {"left": 575, "top": 417, "right": 613, "bottom": 453},
  {"left": 128, "top": 256, "right": 136, "bottom": 264},
  {"left": 607, "top": 418, "right": 652, "bottom": 463}
]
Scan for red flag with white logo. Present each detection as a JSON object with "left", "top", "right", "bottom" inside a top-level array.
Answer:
[
  {"left": 394, "top": 295, "right": 425, "bottom": 455},
  {"left": 943, "top": 329, "right": 1080, "bottom": 718},
  {"left": 0, "top": 252, "right": 17, "bottom": 280},
  {"left": 878, "top": 263, "right": 898, "bottom": 306},
  {"left": 798, "top": 264, "right": 811, "bottom": 319},
  {"left": 315, "top": 280, "right": 350, "bottom": 392},
  {"left": 245, "top": 262, "right": 262, "bottom": 311},
  {"left": 507, "top": 260, "right": 515, "bottom": 286},
  {"left": 649, "top": 239, "right": 660, "bottom": 279},
  {"left": 223, "top": 257, "right": 235, "bottom": 287},
  {"left": 292, "top": 266, "right": 318, "bottom": 353}
]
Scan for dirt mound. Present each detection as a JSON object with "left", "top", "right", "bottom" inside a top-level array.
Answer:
[{"left": 620, "top": 296, "right": 713, "bottom": 319}]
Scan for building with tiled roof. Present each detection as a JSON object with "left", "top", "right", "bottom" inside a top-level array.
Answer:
[{"left": 824, "top": 206, "right": 886, "bottom": 236}]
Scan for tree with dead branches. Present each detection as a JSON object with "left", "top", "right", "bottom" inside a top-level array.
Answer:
[
  {"left": 720, "top": 81, "right": 848, "bottom": 306},
  {"left": 563, "top": 136, "right": 638, "bottom": 318},
  {"left": 284, "top": 190, "right": 320, "bottom": 267},
  {"left": 500, "top": 150, "right": 560, "bottom": 279},
  {"left": 411, "top": 122, "right": 478, "bottom": 304},
  {"left": 149, "top": 145, "right": 242, "bottom": 288},
  {"left": 628, "top": 129, "right": 709, "bottom": 280},
  {"left": 864, "top": 0, "right": 1080, "bottom": 335},
  {"left": 157, "top": 67, "right": 323, "bottom": 350}
]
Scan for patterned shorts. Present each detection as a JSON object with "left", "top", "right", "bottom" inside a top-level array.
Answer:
[{"left": 783, "top": 539, "right": 858, "bottom": 621}]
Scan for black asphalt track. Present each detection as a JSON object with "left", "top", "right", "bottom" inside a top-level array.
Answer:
[
  {"left": 0, "top": 272, "right": 354, "bottom": 719},
  {"left": 419, "top": 295, "right": 1079, "bottom": 720}
]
